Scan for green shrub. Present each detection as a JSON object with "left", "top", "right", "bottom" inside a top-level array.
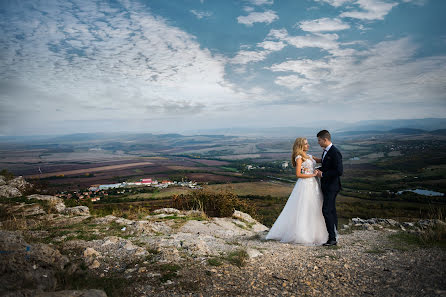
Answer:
[
  {"left": 207, "top": 257, "right": 223, "bottom": 266},
  {"left": 225, "top": 249, "right": 249, "bottom": 267}
]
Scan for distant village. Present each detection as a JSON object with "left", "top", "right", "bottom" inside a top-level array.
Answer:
[{"left": 55, "top": 178, "right": 201, "bottom": 202}]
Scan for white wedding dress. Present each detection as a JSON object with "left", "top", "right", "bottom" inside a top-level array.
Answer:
[{"left": 265, "top": 154, "right": 329, "bottom": 245}]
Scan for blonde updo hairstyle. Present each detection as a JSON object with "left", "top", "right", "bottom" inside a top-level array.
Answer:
[{"left": 291, "top": 137, "right": 309, "bottom": 167}]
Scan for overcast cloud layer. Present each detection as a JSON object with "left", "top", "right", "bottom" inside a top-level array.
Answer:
[{"left": 0, "top": 0, "right": 445, "bottom": 135}]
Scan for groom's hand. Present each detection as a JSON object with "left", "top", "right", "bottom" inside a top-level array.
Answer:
[{"left": 315, "top": 170, "right": 322, "bottom": 177}]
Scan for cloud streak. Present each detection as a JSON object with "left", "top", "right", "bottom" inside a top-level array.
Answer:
[
  {"left": 299, "top": 18, "right": 350, "bottom": 32},
  {"left": 237, "top": 10, "right": 278, "bottom": 26},
  {"left": 340, "top": 0, "right": 398, "bottom": 21},
  {"left": 190, "top": 9, "right": 213, "bottom": 19}
]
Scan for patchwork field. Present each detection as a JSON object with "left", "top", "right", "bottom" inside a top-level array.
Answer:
[{"left": 1, "top": 130, "right": 445, "bottom": 226}]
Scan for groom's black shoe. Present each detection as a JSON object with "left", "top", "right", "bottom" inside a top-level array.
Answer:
[{"left": 323, "top": 240, "right": 337, "bottom": 246}]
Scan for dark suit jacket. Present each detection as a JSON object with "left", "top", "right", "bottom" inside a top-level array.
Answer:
[{"left": 320, "top": 145, "right": 343, "bottom": 192}]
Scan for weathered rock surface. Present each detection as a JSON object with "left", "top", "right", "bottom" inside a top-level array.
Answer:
[
  {"left": 0, "top": 176, "right": 32, "bottom": 198},
  {"left": 0, "top": 230, "right": 69, "bottom": 293},
  {"left": 8, "top": 176, "right": 32, "bottom": 192},
  {"left": 64, "top": 206, "right": 90, "bottom": 216},
  {"left": 5, "top": 202, "right": 46, "bottom": 217},
  {"left": 27, "top": 194, "right": 66, "bottom": 213},
  {"left": 34, "top": 289, "right": 108, "bottom": 297},
  {"left": 0, "top": 185, "right": 22, "bottom": 198},
  {"left": 153, "top": 208, "right": 180, "bottom": 215}
]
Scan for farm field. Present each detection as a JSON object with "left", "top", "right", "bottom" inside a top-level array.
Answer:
[{"left": 26, "top": 161, "right": 154, "bottom": 178}]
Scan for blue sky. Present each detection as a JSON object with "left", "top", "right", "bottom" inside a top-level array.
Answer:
[{"left": 0, "top": 0, "right": 445, "bottom": 135}]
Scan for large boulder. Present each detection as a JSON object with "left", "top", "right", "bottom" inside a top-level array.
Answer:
[
  {"left": 7, "top": 203, "right": 46, "bottom": 217},
  {"left": 0, "top": 185, "right": 22, "bottom": 198},
  {"left": 64, "top": 206, "right": 90, "bottom": 216},
  {"left": 0, "top": 230, "right": 69, "bottom": 292},
  {"left": 8, "top": 176, "right": 32, "bottom": 192},
  {"left": 153, "top": 208, "right": 181, "bottom": 215},
  {"left": 27, "top": 194, "right": 66, "bottom": 213},
  {"left": 233, "top": 210, "right": 257, "bottom": 224}
]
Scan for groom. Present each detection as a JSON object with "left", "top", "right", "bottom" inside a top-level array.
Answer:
[{"left": 315, "top": 130, "right": 343, "bottom": 246}]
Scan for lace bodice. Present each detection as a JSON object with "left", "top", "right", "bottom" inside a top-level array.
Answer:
[{"left": 295, "top": 154, "right": 316, "bottom": 174}]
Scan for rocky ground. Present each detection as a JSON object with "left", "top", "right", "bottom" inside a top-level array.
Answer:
[{"left": 1, "top": 176, "right": 445, "bottom": 297}]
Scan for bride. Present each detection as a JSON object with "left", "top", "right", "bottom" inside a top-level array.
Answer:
[{"left": 265, "top": 137, "right": 329, "bottom": 245}]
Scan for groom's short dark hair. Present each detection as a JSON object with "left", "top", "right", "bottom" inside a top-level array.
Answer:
[{"left": 317, "top": 130, "right": 331, "bottom": 141}]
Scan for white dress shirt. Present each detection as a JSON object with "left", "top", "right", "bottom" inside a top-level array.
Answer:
[{"left": 322, "top": 143, "right": 333, "bottom": 162}]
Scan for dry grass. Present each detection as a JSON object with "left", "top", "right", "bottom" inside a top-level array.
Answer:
[{"left": 204, "top": 181, "right": 293, "bottom": 198}]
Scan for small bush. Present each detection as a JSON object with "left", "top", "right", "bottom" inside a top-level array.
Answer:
[
  {"left": 158, "top": 263, "right": 181, "bottom": 283},
  {"left": 207, "top": 257, "right": 223, "bottom": 266},
  {"left": 225, "top": 249, "right": 249, "bottom": 267}
]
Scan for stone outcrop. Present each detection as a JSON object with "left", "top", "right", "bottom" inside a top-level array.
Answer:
[
  {"left": 348, "top": 217, "right": 446, "bottom": 231},
  {"left": 0, "top": 230, "right": 69, "bottom": 293},
  {"left": 0, "top": 176, "right": 32, "bottom": 198},
  {"left": 8, "top": 176, "right": 32, "bottom": 192},
  {"left": 27, "top": 194, "right": 66, "bottom": 213},
  {"left": 0, "top": 185, "right": 22, "bottom": 198},
  {"left": 64, "top": 206, "right": 90, "bottom": 216}
]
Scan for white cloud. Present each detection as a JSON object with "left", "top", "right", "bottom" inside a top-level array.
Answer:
[
  {"left": 287, "top": 33, "right": 339, "bottom": 50},
  {"left": 230, "top": 50, "right": 271, "bottom": 64},
  {"left": 257, "top": 40, "right": 286, "bottom": 51},
  {"left": 299, "top": 18, "right": 351, "bottom": 32},
  {"left": 267, "top": 29, "right": 289, "bottom": 40},
  {"left": 314, "top": 0, "right": 352, "bottom": 7},
  {"left": 190, "top": 9, "right": 213, "bottom": 19},
  {"left": 237, "top": 10, "right": 278, "bottom": 26},
  {"left": 271, "top": 59, "right": 332, "bottom": 80},
  {"left": 243, "top": 6, "right": 255, "bottom": 12},
  {"left": 341, "top": 0, "right": 398, "bottom": 21},
  {"left": 275, "top": 75, "right": 312, "bottom": 89},
  {"left": 267, "top": 29, "right": 340, "bottom": 51}
]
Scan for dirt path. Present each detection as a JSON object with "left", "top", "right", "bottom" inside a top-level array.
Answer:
[{"left": 139, "top": 230, "right": 446, "bottom": 296}]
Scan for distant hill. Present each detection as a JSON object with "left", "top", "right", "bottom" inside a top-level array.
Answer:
[
  {"left": 188, "top": 118, "right": 446, "bottom": 137},
  {"left": 1, "top": 118, "right": 445, "bottom": 141},
  {"left": 340, "top": 118, "right": 446, "bottom": 132},
  {"left": 185, "top": 127, "right": 318, "bottom": 137},
  {"left": 429, "top": 129, "right": 446, "bottom": 135},
  {"left": 388, "top": 128, "right": 427, "bottom": 134}
]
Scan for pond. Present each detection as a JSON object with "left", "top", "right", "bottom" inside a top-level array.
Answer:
[{"left": 397, "top": 189, "right": 444, "bottom": 196}]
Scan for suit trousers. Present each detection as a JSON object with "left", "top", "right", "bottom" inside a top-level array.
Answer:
[{"left": 322, "top": 189, "right": 339, "bottom": 241}]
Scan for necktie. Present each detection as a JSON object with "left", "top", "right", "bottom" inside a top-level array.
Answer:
[{"left": 322, "top": 149, "right": 327, "bottom": 161}]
